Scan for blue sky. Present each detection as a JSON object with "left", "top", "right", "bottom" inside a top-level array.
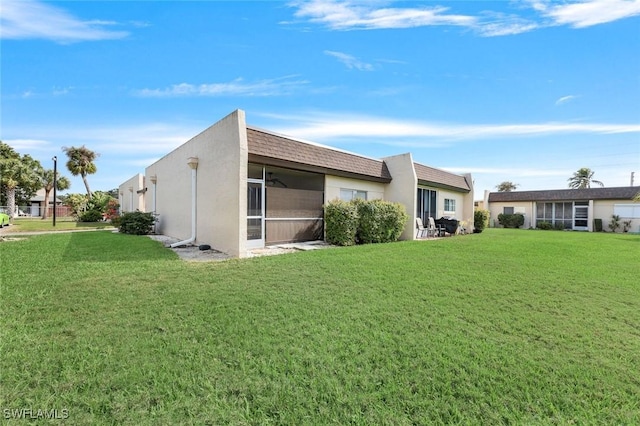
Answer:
[{"left": 2, "top": 0, "right": 639, "bottom": 197}]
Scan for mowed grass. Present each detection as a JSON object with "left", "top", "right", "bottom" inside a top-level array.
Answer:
[
  {"left": 2, "top": 217, "right": 113, "bottom": 233},
  {"left": 1, "top": 230, "right": 639, "bottom": 425}
]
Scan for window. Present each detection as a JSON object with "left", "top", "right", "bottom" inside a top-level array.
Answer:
[
  {"left": 340, "top": 189, "right": 367, "bottom": 201},
  {"left": 614, "top": 204, "right": 640, "bottom": 218},
  {"left": 503, "top": 207, "right": 514, "bottom": 215},
  {"left": 444, "top": 198, "right": 456, "bottom": 213}
]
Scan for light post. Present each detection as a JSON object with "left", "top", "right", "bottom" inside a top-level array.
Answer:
[{"left": 52, "top": 156, "right": 57, "bottom": 227}]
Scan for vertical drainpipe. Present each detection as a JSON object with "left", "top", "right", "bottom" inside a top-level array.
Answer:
[
  {"left": 150, "top": 175, "right": 158, "bottom": 233},
  {"left": 171, "top": 157, "right": 199, "bottom": 247}
]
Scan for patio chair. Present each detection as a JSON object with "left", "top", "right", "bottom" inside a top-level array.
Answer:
[
  {"left": 428, "top": 217, "right": 445, "bottom": 237},
  {"left": 415, "top": 217, "right": 428, "bottom": 239}
]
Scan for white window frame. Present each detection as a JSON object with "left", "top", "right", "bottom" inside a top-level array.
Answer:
[
  {"left": 340, "top": 189, "right": 367, "bottom": 201},
  {"left": 444, "top": 198, "right": 456, "bottom": 213}
]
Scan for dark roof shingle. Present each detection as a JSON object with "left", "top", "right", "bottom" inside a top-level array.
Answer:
[
  {"left": 488, "top": 186, "right": 640, "bottom": 202},
  {"left": 414, "top": 162, "right": 471, "bottom": 192},
  {"left": 247, "top": 127, "right": 391, "bottom": 182}
]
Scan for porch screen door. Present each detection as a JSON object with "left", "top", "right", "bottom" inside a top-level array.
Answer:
[
  {"left": 247, "top": 179, "right": 265, "bottom": 248},
  {"left": 573, "top": 204, "right": 589, "bottom": 231}
]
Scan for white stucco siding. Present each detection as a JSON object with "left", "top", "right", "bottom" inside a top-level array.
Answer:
[
  {"left": 487, "top": 201, "right": 535, "bottom": 229},
  {"left": 382, "top": 153, "right": 417, "bottom": 240},
  {"left": 145, "top": 109, "right": 247, "bottom": 257},
  {"left": 118, "top": 174, "right": 145, "bottom": 213},
  {"left": 594, "top": 199, "right": 640, "bottom": 233},
  {"left": 324, "top": 175, "right": 385, "bottom": 202}
]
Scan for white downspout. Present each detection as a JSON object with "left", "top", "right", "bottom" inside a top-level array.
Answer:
[
  {"left": 171, "top": 157, "right": 199, "bottom": 248},
  {"left": 150, "top": 175, "right": 158, "bottom": 234}
]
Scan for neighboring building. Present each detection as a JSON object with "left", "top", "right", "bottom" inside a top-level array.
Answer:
[
  {"left": 485, "top": 187, "right": 640, "bottom": 232},
  {"left": 27, "top": 189, "right": 62, "bottom": 217},
  {"left": 120, "top": 109, "right": 474, "bottom": 257},
  {"left": 119, "top": 174, "right": 145, "bottom": 213}
]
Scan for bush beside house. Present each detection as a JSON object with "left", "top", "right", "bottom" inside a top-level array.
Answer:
[
  {"left": 474, "top": 209, "right": 489, "bottom": 233},
  {"left": 498, "top": 213, "right": 525, "bottom": 228},
  {"left": 324, "top": 199, "right": 408, "bottom": 246}
]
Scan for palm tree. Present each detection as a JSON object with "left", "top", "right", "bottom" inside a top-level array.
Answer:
[
  {"left": 62, "top": 145, "right": 99, "bottom": 198},
  {"left": 568, "top": 167, "right": 604, "bottom": 189},
  {"left": 39, "top": 169, "right": 71, "bottom": 219},
  {"left": 495, "top": 181, "right": 519, "bottom": 192}
]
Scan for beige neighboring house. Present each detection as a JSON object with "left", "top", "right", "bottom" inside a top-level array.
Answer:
[
  {"left": 28, "top": 189, "right": 61, "bottom": 217},
  {"left": 484, "top": 186, "right": 640, "bottom": 232},
  {"left": 119, "top": 109, "right": 474, "bottom": 257},
  {"left": 119, "top": 174, "right": 145, "bottom": 213}
]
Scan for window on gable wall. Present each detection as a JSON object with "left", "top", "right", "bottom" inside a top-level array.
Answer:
[
  {"left": 340, "top": 189, "right": 367, "bottom": 201},
  {"left": 444, "top": 198, "right": 456, "bottom": 213}
]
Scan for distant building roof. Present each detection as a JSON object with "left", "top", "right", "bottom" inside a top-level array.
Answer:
[
  {"left": 488, "top": 186, "right": 640, "bottom": 202},
  {"left": 414, "top": 162, "right": 471, "bottom": 192}
]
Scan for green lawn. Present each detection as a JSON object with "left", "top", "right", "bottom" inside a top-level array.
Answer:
[
  {"left": 1, "top": 229, "right": 638, "bottom": 424},
  {"left": 2, "top": 217, "right": 114, "bottom": 233}
]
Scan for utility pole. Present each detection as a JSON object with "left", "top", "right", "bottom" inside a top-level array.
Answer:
[{"left": 52, "top": 156, "right": 57, "bottom": 227}]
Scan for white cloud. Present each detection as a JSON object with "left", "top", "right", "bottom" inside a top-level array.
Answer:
[
  {"left": 136, "top": 76, "right": 309, "bottom": 97},
  {"left": 266, "top": 112, "right": 640, "bottom": 144},
  {"left": 0, "top": 0, "right": 129, "bottom": 42},
  {"left": 324, "top": 51, "right": 373, "bottom": 71},
  {"left": 289, "top": 0, "right": 476, "bottom": 30},
  {"left": 3, "top": 139, "right": 52, "bottom": 152},
  {"left": 534, "top": 0, "right": 640, "bottom": 28},
  {"left": 555, "top": 95, "right": 578, "bottom": 105},
  {"left": 288, "top": 0, "right": 640, "bottom": 35}
]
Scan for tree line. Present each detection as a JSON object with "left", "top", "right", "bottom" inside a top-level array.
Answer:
[{"left": 0, "top": 142, "right": 113, "bottom": 219}]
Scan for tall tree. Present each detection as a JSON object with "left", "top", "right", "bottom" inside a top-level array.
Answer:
[
  {"left": 38, "top": 168, "right": 71, "bottom": 219},
  {"left": 1, "top": 142, "right": 41, "bottom": 217},
  {"left": 62, "top": 145, "right": 99, "bottom": 198},
  {"left": 495, "top": 181, "right": 519, "bottom": 192},
  {"left": 568, "top": 167, "right": 604, "bottom": 189}
]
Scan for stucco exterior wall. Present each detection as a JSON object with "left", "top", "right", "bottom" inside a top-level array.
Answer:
[
  {"left": 145, "top": 110, "right": 248, "bottom": 257},
  {"left": 382, "top": 153, "right": 417, "bottom": 240},
  {"left": 487, "top": 201, "right": 535, "bottom": 229},
  {"left": 594, "top": 199, "right": 640, "bottom": 233},
  {"left": 118, "top": 174, "right": 145, "bottom": 213},
  {"left": 324, "top": 175, "right": 385, "bottom": 202}
]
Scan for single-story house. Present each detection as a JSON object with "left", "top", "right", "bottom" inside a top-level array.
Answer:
[
  {"left": 27, "top": 189, "right": 62, "bottom": 217},
  {"left": 120, "top": 109, "right": 474, "bottom": 257},
  {"left": 484, "top": 186, "right": 640, "bottom": 232}
]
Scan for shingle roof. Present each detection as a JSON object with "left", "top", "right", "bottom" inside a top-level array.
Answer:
[
  {"left": 414, "top": 162, "right": 471, "bottom": 192},
  {"left": 488, "top": 186, "right": 640, "bottom": 202},
  {"left": 247, "top": 127, "right": 391, "bottom": 182}
]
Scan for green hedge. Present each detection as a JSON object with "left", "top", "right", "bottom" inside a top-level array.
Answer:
[
  {"left": 118, "top": 211, "right": 156, "bottom": 235},
  {"left": 324, "top": 199, "right": 408, "bottom": 246},
  {"left": 474, "top": 209, "right": 489, "bottom": 233},
  {"left": 324, "top": 200, "right": 359, "bottom": 246},
  {"left": 498, "top": 213, "right": 525, "bottom": 228}
]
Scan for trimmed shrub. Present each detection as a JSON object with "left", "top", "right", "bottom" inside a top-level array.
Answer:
[
  {"left": 353, "top": 198, "right": 408, "bottom": 244},
  {"left": 324, "top": 200, "right": 359, "bottom": 246},
  {"left": 324, "top": 199, "right": 408, "bottom": 246},
  {"left": 498, "top": 213, "right": 525, "bottom": 228},
  {"left": 118, "top": 211, "right": 156, "bottom": 235},
  {"left": 79, "top": 210, "right": 103, "bottom": 222},
  {"left": 474, "top": 209, "right": 489, "bottom": 233},
  {"left": 537, "top": 221, "right": 553, "bottom": 230},
  {"left": 554, "top": 221, "right": 565, "bottom": 231}
]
